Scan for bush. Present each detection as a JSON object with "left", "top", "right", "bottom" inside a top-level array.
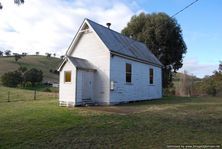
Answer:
[
  {"left": 24, "top": 68, "right": 43, "bottom": 86},
  {"left": 43, "top": 88, "right": 51, "bottom": 92},
  {"left": 163, "top": 86, "right": 175, "bottom": 96},
  {"left": 1, "top": 71, "right": 23, "bottom": 87},
  {"left": 206, "top": 85, "right": 217, "bottom": 96}
]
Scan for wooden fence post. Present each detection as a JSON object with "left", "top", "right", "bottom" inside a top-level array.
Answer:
[
  {"left": 8, "top": 91, "right": 10, "bottom": 102},
  {"left": 34, "top": 90, "right": 36, "bottom": 100}
]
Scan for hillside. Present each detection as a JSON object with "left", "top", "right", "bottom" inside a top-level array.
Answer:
[{"left": 0, "top": 55, "right": 62, "bottom": 83}]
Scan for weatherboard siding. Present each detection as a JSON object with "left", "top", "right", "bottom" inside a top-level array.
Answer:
[
  {"left": 110, "top": 55, "right": 162, "bottom": 103},
  {"left": 70, "top": 31, "right": 110, "bottom": 104},
  {"left": 59, "top": 60, "right": 76, "bottom": 105}
]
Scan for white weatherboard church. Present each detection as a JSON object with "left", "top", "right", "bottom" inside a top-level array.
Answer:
[{"left": 58, "top": 18, "right": 163, "bottom": 106}]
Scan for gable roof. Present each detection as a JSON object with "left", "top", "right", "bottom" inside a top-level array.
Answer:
[
  {"left": 87, "top": 19, "right": 163, "bottom": 67},
  {"left": 66, "top": 18, "right": 163, "bottom": 67},
  {"left": 58, "top": 56, "right": 96, "bottom": 71}
]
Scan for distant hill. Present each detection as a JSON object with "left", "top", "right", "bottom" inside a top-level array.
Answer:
[{"left": 0, "top": 55, "right": 62, "bottom": 83}]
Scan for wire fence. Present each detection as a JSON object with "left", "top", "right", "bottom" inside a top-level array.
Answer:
[{"left": 0, "top": 87, "right": 58, "bottom": 103}]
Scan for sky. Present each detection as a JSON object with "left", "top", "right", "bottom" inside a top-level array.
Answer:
[{"left": 0, "top": 0, "right": 221, "bottom": 78}]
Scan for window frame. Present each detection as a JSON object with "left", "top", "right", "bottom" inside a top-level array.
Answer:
[
  {"left": 125, "top": 63, "right": 132, "bottom": 83},
  {"left": 64, "top": 71, "right": 72, "bottom": 83},
  {"left": 149, "top": 68, "right": 154, "bottom": 85}
]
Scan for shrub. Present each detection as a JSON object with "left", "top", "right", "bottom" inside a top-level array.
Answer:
[
  {"left": 24, "top": 68, "right": 43, "bottom": 86},
  {"left": 43, "top": 88, "right": 51, "bottom": 92},
  {"left": 1, "top": 71, "right": 23, "bottom": 87}
]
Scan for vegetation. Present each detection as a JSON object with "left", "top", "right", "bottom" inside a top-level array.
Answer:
[
  {"left": 197, "top": 71, "right": 222, "bottom": 96},
  {"left": 14, "top": 54, "right": 22, "bottom": 62},
  {"left": 45, "top": 53, "right": 52, "bottom": 58},
  {"left": 1, "top": 71, "right": 23, "bottom": 87},
  {"left": 122, "top": 12, "right": 187, "bottom": 88},
  {"left": 0, "top": 87, "right": 221, "bottom": 148},
  {"left": 0, "top": 86, "right": 57, "bottom": 102},
  {"left": 4, "top": 50, "right": 11, "bottom": 56},
  {"left": 1, "top": 67, "right": 43, "bottom": 87},
  {"left": 0, "top": 0, "right": 24, "bottom": 9},
  {"left": 24, "top": 68, "right": 43, "bottom": 86},
  {"left": 171, "top": 62, "right": 222, "bottom": 97},
  {"left": 0, "top": 55, "right": 61, "bottom": 83}
]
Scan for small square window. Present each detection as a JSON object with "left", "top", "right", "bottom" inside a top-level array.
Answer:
[{"left": 64, "top": 71, "right": 71, "bottom": 82}]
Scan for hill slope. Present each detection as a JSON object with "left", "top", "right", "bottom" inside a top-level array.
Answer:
[{"left": 0, "top": 55, "right": 62, "bottom": 83}]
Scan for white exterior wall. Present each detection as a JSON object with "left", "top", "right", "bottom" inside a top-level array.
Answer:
[
  {"left": 110, "top": 55, "right": 162, "bottom": 104},
  {"left": 59, "top": 61, "right": 76, "bottom": 105},
  {"left": 70, "top": 31, "right": 110, "bottom": 104}
]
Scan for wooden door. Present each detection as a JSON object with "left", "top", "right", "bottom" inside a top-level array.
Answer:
[{"left": 82, "top": 71, "right": 93, "bottom": 100}]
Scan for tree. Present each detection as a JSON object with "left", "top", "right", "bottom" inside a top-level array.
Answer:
[
  {"left": 202, "top": 76, "right": 217, "bottom": 96},
  {"left": 14, "top": 54, "right": 22, "bottom": 62},
  {"left": 22, "top": 52, "right": 27, "bottom": 56},
  {"left": 60, "top": 55, "right": 64, "bottom": 59},
  {"left": 0, "top": 50, "right": 3, "bottom": 56},
  {"left": 18, "top": 66, "right": 27, "bottom": 73},
  {"left": 1, "top": 71, "right": 23, "bottom": 87},
  {"left": 45, "top": 53, "right": 51, "bottom": 58},
  {"left": 36, "top": 52, "right": 39, "bottom": 55},
  {"left": 219, "top": 61, "right": 222, "bottom": 72},
  {"left": 24, "top": 68, "right": 43, "bottom": 86},
  {"left": 122, "top": 12, "right": 187, "bottom": 88},
  {"left": 14, "top": 0, "right": 25, "bottom": 5},
  {"left": 0, "top": 0, "right": 24, "bottom": 9},
  {"left": 178, "top": 71, "right": 194, "bottom": 96},
  {"left": 53, "top": 53, "right": 56, "bottom": 57},
  {"left": 4, "top": 50, "right": 11, "bottom": 56}
]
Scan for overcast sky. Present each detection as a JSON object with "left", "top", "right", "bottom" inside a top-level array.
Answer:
[{"left": 0, "top": 0, "right": 221, "bottom": 78}]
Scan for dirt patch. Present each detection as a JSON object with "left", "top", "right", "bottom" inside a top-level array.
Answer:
[
  {"left": 77, "top": 104, "right": 185, "bottom": 115},
  {"left": 78, "top": 106, "right": 145, "bottom": 115}
]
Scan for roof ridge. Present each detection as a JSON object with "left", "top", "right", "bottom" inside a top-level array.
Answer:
[{"left": 86, "top": 18, "right": 146, "bottom": 46}]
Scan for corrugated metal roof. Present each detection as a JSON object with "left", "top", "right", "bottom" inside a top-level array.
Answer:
[
  {"left": 67, "top": 56, "right": 96, "bottom": 70},
  {"left": 86, "top": 19, "right": 163, "bottom": 67}
]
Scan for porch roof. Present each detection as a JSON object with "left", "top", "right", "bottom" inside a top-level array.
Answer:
[
  {"left": 68, "top": 56, "right": 96, "bottom": 70},
  {"left": 58, "top": 56, "right": 97, "bottom": 71}
]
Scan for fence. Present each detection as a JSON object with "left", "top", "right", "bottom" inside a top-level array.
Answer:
[{"left": 0, "top": 86, "right": 58, "bottom": 103}]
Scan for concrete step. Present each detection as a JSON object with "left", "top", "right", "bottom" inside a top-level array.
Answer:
[{"left": 82, "top": 98, "right": 95, "bottom": 106}]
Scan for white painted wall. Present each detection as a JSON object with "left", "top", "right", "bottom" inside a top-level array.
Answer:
[
  {"left": 62, "top": 22, "right": 163, "bottom": 106},
  {"left": 70, "top": 31, "right": 110, "bottom": 104},
  {"left": 59, "top": 60, "right": 76, "bottom": 105},
  {"left": 110, "top": 55, "right": 162, "bottom": 104}
]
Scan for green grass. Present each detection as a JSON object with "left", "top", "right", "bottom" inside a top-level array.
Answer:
[
  {"left": 0, "top": 55, "right": 62, "bottom": 83},
  {"left": 0, "top": 87, "right": 221, "bottom": 148}
]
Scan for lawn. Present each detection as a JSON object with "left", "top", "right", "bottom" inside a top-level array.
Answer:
[{"left": 0, "top": 87, "right": 221, "bottom": 148}]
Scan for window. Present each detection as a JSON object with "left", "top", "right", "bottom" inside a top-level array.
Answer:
[
  {"left": 64, "top": 71, "right": 71, "bottom": 82},
  {"left": 149, "top": 68, "right": 154, "bottom": 84},
  {"left": 126, "top": 63, "right": 132, "bottom": 83}
]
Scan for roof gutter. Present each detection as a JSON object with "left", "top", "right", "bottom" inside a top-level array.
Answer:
[{"left": 110, "top": 51, "right": 164, "bottom": 68}]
